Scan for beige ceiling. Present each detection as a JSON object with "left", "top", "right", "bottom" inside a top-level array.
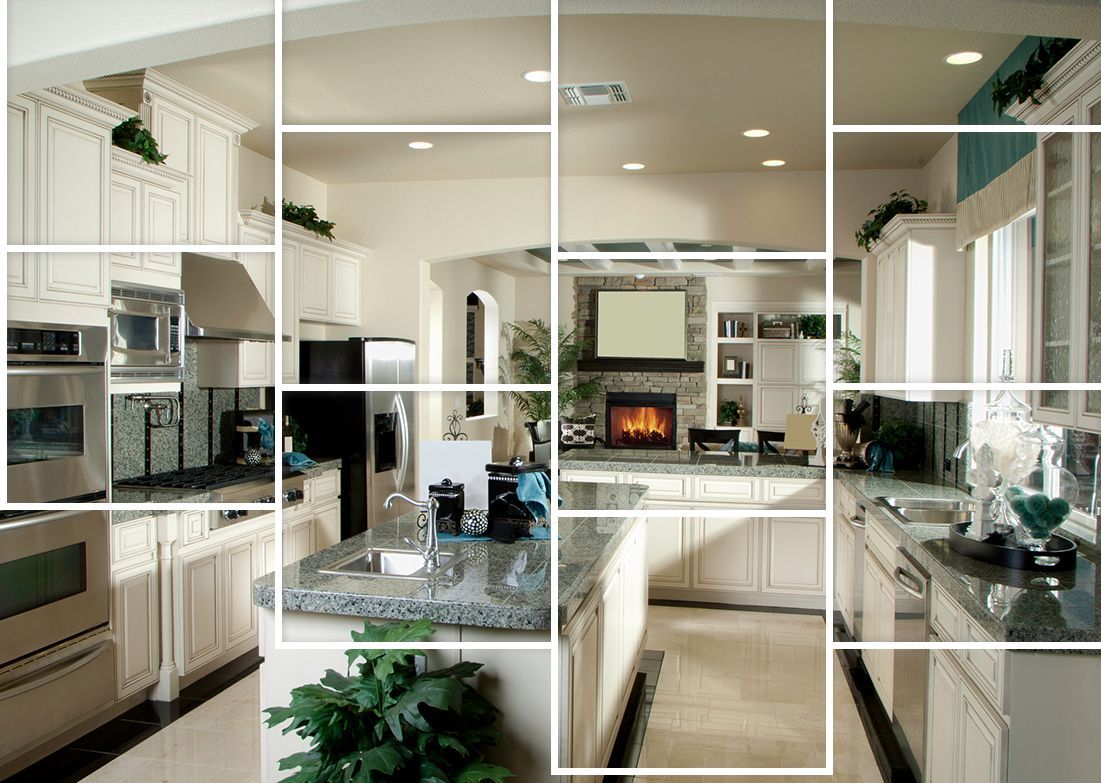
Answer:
[
  {"left": 154, "top": 45, "right": 275, "bottom": 158},
  {"left": 559, "top": 260, "right": 826, "bottom": 276},
  {"left": 282, "top": 133, "right": 549, "bottom": 183},
  {"left": 835, "top": 24, "right": 1024, "bottom": 125},
  {"left": 466, "top": 250, "right": 549, "bottom": 278},
  {"left": 834, "top": 132, "right": 954, "bottom": 170},
  {"left": 560, "top": 15, "right": 826, "bottom": 175},
  {"left": 282, "top": 16, "right": 551, "bottom": 125}
]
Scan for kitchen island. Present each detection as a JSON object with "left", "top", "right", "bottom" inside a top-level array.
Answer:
[
  {"left": 254, "top": 481, "right": 647, "bottom": 782},
  {"left": 561, "top": 447, "right": 826, "bottom": 509}
]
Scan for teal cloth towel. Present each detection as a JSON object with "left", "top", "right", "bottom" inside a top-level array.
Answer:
[
  {"left": 283, "top": 452, "right": 317, "bottom": 469},
  {"left": 517, "top": 471, "right": 551, "bottom": 522},
  {"left": 257, "top": 418, "right": 275, "bottom": 450}
]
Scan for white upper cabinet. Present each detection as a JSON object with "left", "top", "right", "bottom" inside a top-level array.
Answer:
[
  {"left": 1030, "top": 88, "right": 1101, "bottom": 431},
  {"left": 756, "top": 340, "right": 825, "bottom": 430},
  {"left": 85, "top": 68, "right": 258, "bottom": 251},
  {"left": 287, "top": 222, "right": 366, "bottom": 326},
  {"left": 865, "top": 214, "right": 966, "bottom": 397},
  {"left": 109, "top": 148, "right": 188, "bottom": 286}
]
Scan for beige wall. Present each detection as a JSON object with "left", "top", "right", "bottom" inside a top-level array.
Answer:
[
  {"left": 283, "top": 165, "right": 328, "bottom": 214},
  {"left": 922, "top": 135, "right": 958, "bottom": 213},
  {"left": 560, "top": 171, "right": 826, "bottom": 251},
  {"left": 238, "top": 148, "right": 329, "bottom": 216}
]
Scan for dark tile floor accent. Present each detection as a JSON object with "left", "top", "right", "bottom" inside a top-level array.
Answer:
[
  {"left": 603, "top": 649, "right": 664, "bottom": 783},
  {"left": 2, "top": 651, "right": 262, "bottom": 783}
]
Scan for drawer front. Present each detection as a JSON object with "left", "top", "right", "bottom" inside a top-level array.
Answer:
[
  {"left": 864, "top": 510, "right": 897, "bottom": 571},
  {"left": 930, "top": 583, "right": 962, "bottom": 642},
  {"left": 307, "top": 469, "right": 340, "bottom": 502},
  {"left": 693, "top": 476, "right": 758, "bottom": 503},
  {"left": 627, "top": 473, "right": 689, "bottom": 500},
  {"left": 180, "top": 510, "right": 209, "bottom": 547},
  {"left": 764, "top": 478, "right": 825, "bottom": 505},
  {"left": 959, "top": 617, "right": 1006, "bottom": 713},
  {"left": 560, "top": 470, "right": 619, "bottom": 484},
  {"left": 112, "top": 516, "right": 156, "bottom": 565}
]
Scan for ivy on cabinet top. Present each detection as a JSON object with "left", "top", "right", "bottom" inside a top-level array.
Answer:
[
  {"left": 282, "top": 199, "right": 336, "bottom": 241},
  {"left": 111, "top": 117, "right": 167, "bottom": 165},
  {"left": 991, "top": 37, "right": 1078, "bottom": 115}
]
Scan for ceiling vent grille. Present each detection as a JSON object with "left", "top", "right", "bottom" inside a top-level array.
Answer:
[{"left": 558, "top": 81, "right": 632, "bottom": 106}]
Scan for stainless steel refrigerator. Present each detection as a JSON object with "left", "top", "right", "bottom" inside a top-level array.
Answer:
[{"left": 288, "top": 338, "right": 415, "bottom": 537}]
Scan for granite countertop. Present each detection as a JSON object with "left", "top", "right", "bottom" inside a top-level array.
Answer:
[
  {"left": 559, "top": 480, "right": 649, "bottom": 512},
  {"left": 558, "top": 515, "right": 645, "bottom": 630},
  {"left": 560, "top": 448, "right": 826, "bottom": 479},
  {"left": 253, "top": 510, "right": 552, "bottom": 631},
  {"left": 109, "top": 459, "right": 342, "bottom": 523},
  {"left": 837, "top": 470, "right": 1101, "bottom": 643}
]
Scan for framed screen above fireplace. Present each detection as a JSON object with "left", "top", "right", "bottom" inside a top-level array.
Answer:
[{"left": 595, "top": 290, "right": 686, "bottom": 359}]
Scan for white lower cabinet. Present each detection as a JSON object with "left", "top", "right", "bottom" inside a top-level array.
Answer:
[
  {"left": 113, "top": 561, "right": 159, "bottom": 699},
  {"left": 224, "top": 537, "right": 258, "bottom": 649},
  {"left": 312, "top": 501, "right": 341, "bottom": 551},
  {"left": 861, "top": 548, "right": 895, "bottom": 714},
  {"left": 694, "top": 517, "right": 757, "bottom": 591},
  {"left": 645, "top": 516, "right": 690, "bottom": 587},
  {"left": 179, "top": 547, "right": 222, "bottom": 674},
  {"left": 762, "top": 517, "right": 823, "bottom": 594},
  {"left": 925, "top": 649, "right": 1007, "bottom": 783},
  {"left": 834, "top": 512, "right": 856, "bottom": 630},
  {"left": 563, "top": 519, "right": 647, "bottom": 776}
]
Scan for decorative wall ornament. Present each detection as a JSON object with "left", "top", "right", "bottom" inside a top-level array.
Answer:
[{"left": 443, "top": 409, "right": 469, "bottom": 440}]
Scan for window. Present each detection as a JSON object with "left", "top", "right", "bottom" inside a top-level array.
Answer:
[
  {"left": 972, "top": 212, "right": 1034, "bottom": 383},
  {"left": 1021, "top": 426, "right": 1099, "bottom": 544}
]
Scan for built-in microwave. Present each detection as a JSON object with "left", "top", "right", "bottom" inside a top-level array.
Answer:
[{"left": 109, "top": 283, "right": 184, "bottom": 383}]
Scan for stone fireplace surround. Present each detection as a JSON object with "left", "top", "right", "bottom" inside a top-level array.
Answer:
[{"left": 570, "top": 276, "right": 707, "bottom": 451}]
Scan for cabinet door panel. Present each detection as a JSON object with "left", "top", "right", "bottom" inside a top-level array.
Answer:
[
  {"left": 598, "top": 566, "right": 624, "bottom": 754},
  {"left": 569, "top": 608, "right": 601, "bottom": 774},
  {"left": 957, "top": 682, "right": 1007, "bottom": 783},
  {"left": 7, "top": 256, "right": 35, "bottom": 301},
  {"left": 298, "top": 246, "right": 332, "bottom": 319},
  {"left": 181, "top": 550, "right": 221, "bottom": 671},
  {"left": 645, "top": 515, "right": 689, "bottom": 587},
  {"left": 150, "top": 99, "right": 193, "bottom": 174},
  {"left": 799, "top": 341, "right": 826, "bottom": 384},
  {"left": 144, "top": 184, "right": 183, "bottom": 271},
  {"left": 694, "top": 517, "right": 757, "bottom": 590},
  {"left": 330, "top": 253, "right": 361, "bottom": 324},
  {"left": 757, "top": 385, "right": 798, "bottom": 429},
  {"left": 282, "top": 240, "right": 299, "bottom": 382},
  {"left": 8, "top": 97, "right": 34, "bottom": 246},
  {"left": 40, "top": 255, "right": 107, "bottom": 305},
  {"left": 762, "top": 517, "right": 823, "bottom": 594},
  {"left": 196, "top": 119, "right": 233, "bottom": 245},
  {"left": 115, "top": 565, "right": 158, "bottom": 698},
  {"left": 109, "top": 173, "right": 141, "bottom": 265},
  {"left": 224, "top": 538, "right": 258, "bottom": 649},
  {"left": 758, "top": 342, "right": 799, "bottom": 383},
  {"left": 39, "top": 104, "right": 109, "bottom": 244},
  {"left": 313, "top": 502, "right": 341, "bottom": 551},
  {"left": 926, "top": 650, "right": 959, "bottom": 783}
]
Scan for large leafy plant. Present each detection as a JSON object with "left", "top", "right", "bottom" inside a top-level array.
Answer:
[
  {"left": 112, "top": 117, "right": 167, "bottom": 165},
  {"left": 283, "top": 199, "right": 336, "bottom": 241},
  {"left": 507, "top": 319, "right": 600, "bottom": 421},
  {"left": 855, "top": 190, "right": 927, "bottom": 252},
  {"left": 991, "top": 38, "right": 1078, "bottom": 114},
  {"left": 265, "top": 619, "right": 512, "bottom": 783},
  {"left": 834, "top": 329, "right": 862, "bottom": 384}
]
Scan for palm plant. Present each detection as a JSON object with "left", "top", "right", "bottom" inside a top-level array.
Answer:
[{"left": 507, "top": 319, "right": 600, "bottom": 421}]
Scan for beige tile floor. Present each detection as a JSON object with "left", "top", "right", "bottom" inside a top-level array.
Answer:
[
  {"left": 635, "top": 604, "right": 882, "bottom": 782},
  {"left": 81, "top": 674, "right": 261, "bottom": 783},
  {"left": 77, "top": 607, "right": 880, "bottom": 782}
]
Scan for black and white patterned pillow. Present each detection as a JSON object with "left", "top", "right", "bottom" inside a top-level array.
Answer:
[{"left": 560, "top": 415, "right": 597, "bottom": 447}]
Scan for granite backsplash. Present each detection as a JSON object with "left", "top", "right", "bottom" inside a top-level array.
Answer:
[
  {"left": 111, "top": 342, "right": 265, "bottom": 481},
  {"left": 859, "top": 393, "right": 972, "bottom": 489}
]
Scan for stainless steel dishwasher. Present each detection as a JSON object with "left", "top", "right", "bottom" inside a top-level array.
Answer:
[{"left": 892, "top": 545, "right": 931, "bottom": 782}]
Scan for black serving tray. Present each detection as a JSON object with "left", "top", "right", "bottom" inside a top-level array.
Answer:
[{"left": 948, "top": 523, "right": 1077, "bottom": 571}]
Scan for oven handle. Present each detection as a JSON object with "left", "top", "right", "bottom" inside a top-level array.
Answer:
[
  {"left": 894, "top": 566, "right": 927, "bottom": 600},
  {"left": 0, "top": 509, "right": 91, "bottom": 532},
  {"left": 7, "top": 365, "right": 104, "bottom": 376},
  {"left": 0, "top": 642, "right": 111, "bottom": 702}
]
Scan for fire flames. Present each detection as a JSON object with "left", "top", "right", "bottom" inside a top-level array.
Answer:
[{"left": 612, "top": 406, "right": 673, "bottom": 447}]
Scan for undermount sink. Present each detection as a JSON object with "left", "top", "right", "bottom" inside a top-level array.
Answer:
[
  {"left": 319, "top": 547, "right": 467, "bottom": 580},
  {"left": 876, "top": 496, "right": 978, "bottom": 525}
]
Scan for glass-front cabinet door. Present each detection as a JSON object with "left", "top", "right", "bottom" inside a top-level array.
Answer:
[
  {"left": 1082, "top": 95, "right": 1101, "bottom": 425},
  {"left": 1034, "top": 129, "right": 1076, "bottom": 424}
]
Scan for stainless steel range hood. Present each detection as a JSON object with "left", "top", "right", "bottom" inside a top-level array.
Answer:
[{"left": 182, "top": 254, "right": 274, "bottom": 341}]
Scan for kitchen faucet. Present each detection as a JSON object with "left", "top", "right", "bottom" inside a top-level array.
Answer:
[{"left": 384, "top": 492, "right": 441, "bottom": 570}]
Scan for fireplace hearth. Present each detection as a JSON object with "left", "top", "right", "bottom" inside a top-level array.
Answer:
[{"left": 606, "top": 392, "right": 677, "bottom": 450}]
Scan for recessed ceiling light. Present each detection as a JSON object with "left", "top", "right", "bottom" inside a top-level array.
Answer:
[
  {"left": 522, "top": 69, "right": 553, "bottom": 83},
  {"left": 762, "top": 159, "right": 786, "bottom": 167},
  {"left": 622, "top": 162, "right": 646, "bottom": 170},
  {"left": 945, "top": 51, "right": 984, "bottom": 65},
  {"left": 634, "top": 273, "right": 647, "bottom": 280},
  {"left": 743, "top": 129, "right": 770, "bottom": 138},
  {"left": 408, "top": 141, "right": 433, "bottom": 150}
]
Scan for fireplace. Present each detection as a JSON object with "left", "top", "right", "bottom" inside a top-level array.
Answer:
[{"left": 606, "top": 392, "right": 677, "bottom": 450}]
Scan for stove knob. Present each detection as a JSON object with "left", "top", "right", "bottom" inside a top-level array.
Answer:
[
  {"left": 256, "top": 495, "right": 275, "bottom": 504},
  {"left": 222, "top": 510, "right": 239, "bottom": 520},
  {"left": 283, "top": 488, "right": 304, "bottom": 502}
]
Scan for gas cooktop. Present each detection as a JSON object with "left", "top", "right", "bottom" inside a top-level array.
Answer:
[{"left": 114, "top": 464, "right": 305, "bottom": 505}]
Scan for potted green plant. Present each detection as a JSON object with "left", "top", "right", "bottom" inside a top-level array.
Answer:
[
  {"left": 265, "top": 619, "right": 512, "bottom": 782},
  {"left": 507, "top": 320, "right": 600, "bottom": 445},
  {"left": 855, "top": 190, "right": 928, "bottom": 252},
  {"left": 991, "top": 38, "right": 1078, "bottom": 114},
  {"left": 834, "top": 330, "right": 862, "bottom": 384},
  {"left": 111, "top": 117, "right": 167, "bottom": 164},
  {"left": 283, "top": 199, "right": 336, "bottom": 241},
  {"left": 798, "top": 314, "right": 827, "bottom": 339}
]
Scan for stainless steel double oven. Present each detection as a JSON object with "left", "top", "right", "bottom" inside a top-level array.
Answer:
[
  {"left": 0, "top": 509, "right": 114, "bottom": 767},
  {"left": 7, "top": 322, "right": 109, "bottom": 502}
]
